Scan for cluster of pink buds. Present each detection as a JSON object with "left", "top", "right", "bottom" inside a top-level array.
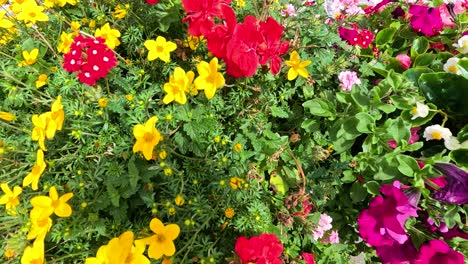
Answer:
[{"left": 63, "top": 35, "right": 117, "bottom": 86}]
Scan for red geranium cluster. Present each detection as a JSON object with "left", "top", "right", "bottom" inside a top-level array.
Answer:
[
  {"left": 181, "top": 0, "right": 289, "bottom": 78},
  {"left": 63, "top": 35, "right": 117, "bottom": 86},
  {"left": 234, "top": 233, "right": 283, "bottom": 264},
  {"left": 338, "top": 24, "right": 374, "bottom": 48}
]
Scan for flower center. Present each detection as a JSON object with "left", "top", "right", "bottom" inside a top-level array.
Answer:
[
  {"left": 156, "top": 233, "right": 166, "bottom": 243},
  {"left": 431, "top": 131, "right": 442, "bottom": 140},
  {"left": 31, "top": 164, "right": 41, "bottom": 174},
  {"left": 412, "top": 106, "right": 418, "bottom": 114},
  {"left": 447, "top": 65, "right": 457, "bottom": 73},
  {"left": 156, "top": 45, "right": 164, "bottom": 53},
  {"left": 144, "top": 132, "right": 154, "bottom": 142},
  {"left": 29, "top": 12, "right": 36, "bottom": 18},
  {"left": 51, "top": 199, "right": 59, "bottom": 208}
]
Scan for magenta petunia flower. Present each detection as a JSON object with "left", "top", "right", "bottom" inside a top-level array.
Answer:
[
  {"left": 415, "top": 239, "right": 465, "bottom": 264},
  {"left": 409, "top": 5, "right": 444, "bottom": 36},
  {"left": 375, "top": 239, "right": 418, "bottom": 264},
  {"left": 235, "top": 233, "right": 283, "bottom": 264},
  {"left": 357, "top": 181, "right": 418, "bottom": 247},
  {"left": 432, "top": 163, "right": 468, "bottom": 204}
]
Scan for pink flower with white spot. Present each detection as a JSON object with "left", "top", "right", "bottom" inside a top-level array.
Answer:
[{"left": 338, "top": 70, "right": 361, "bottom": 91}]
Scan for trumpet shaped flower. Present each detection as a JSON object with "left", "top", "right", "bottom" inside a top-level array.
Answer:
[
  {"left": 0, "top": 183, "right": 22, "bottom": 215},
  {"left": 144, "top": 36, "right": 177, "bottom": 63},
  {"left": 30, "top": 186, "right": 73, "bottom": 218},
  {"left": 133, "top": 117, "right": 162, "bottom": 160},
  {"left": 194, "top": 58, "right": 225, "bottom": 99},
  {"left": 23, "top": 149, "right": 47, "bottom": 191},
  {"left": 136, "top": 218, "right": 180, "bottom": 260},
  {"left": 432, "top": 163, "right": 468, "bottom": 204},
  {"left": 285, "top": 51, "right": 311, "bottom": 81},
  {"left": 163, "top": 67, "right": 195, "bottom": 104}
]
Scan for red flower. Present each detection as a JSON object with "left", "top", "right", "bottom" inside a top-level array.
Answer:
[
  {"left": 339, "top": 25, "right": 374, "bottom": 48},
  {"left": 235, "top": 233, "right": 283, "bottom": 264},
  {"left": 302, "top": 252, "right": 315, "bottom": 264},
  {"left": 257, "top": 17, "right": 289, "bottom": 75},
  {"left": 146, "top": 0, "right": 159, "bottom": 4},
  {"left": 182, "top": 0, "right": 232, "bottom": 36}
]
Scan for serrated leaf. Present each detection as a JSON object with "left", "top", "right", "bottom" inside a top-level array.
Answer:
[
  {"left": 128, "top": 156, "right": 139, "bottom": 190},
  {"left": 106, "top": 184, "right": 120, "bottom": 207},
  {"left": 270, "top": 106, "right": 289, "bottom": 118}
]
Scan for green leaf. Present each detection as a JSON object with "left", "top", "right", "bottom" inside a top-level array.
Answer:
[
  {"left": 449, "top": 149, "right": 468, "bottom": 168},
  {"left": 342, "top": 170, "right": 356, "bottom": 183},
  {"left": 419, "top": 72, "right": 468, "bottom": 116},
  {"left": 364, "top": 181, "right": 381, "bottom": 195},
  {"left": 106, "top": 184, "right": 120, "bottom": 207},
  {"left": 376, "top": 28, "right": 397, "bottom": 46},
  {"left": 390, "top": 96, "right": 413, "bottom": 110},
  {"left": 377, "top": 103, "right": 396, "bottom": 114},
  {"left": 385, "top": 117, "right": 411, "bottom": 145},
  {"left": 457, "top": 124, "right": 468, "bottom": 142},
  {"left": 411, "top": 37, "right": 429, "bottom": 58},
  {"left": 355, "top": 112, "right": 375, "bottom": 133},
  {"left": 403, "top": 67, "right": 433, "bottom": 84},
  {"left": 303, "top": 99, "right": 336, "bottom": 118},
  {"left": 301, "top": 119, "right": 320, "bottom": 132},
  {"left": 350, "top": 181, "right": 367, "bottom": 203},
  {"left": 386, "top": 70, "right": 403, "bottom": 90},
  {"left": 414, "top": 53, "right": 436, "bottom": 67},
  {"left": 396, "top": 154, "right": 420, "bottom": 177},
  {"left": 270, "top": 174, "right": 288, "bottom": 195},
  {"left": 128, "top": 156, "right": 139, "bottom": 190},
  {"left": 270, "top": 106, "right": 289, "bottom": 118}
]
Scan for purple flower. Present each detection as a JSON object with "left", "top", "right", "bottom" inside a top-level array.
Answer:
[
  {"left": 357, "top": 181, "right": 418, "bottom": 247},
  {"left": 409, "top": 5, "right": 444, "bottom": 36},
  {"left": 415, "top": 239, "right": 465, "bottom": 264},
  {"left": 432, "top": 163, "right": 468, "bottom": 204},
  {"left": 375, "top": 239, "right": 418, "bottom": 264}
]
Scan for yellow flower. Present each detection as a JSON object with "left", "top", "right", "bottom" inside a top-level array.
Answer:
[
  {"left": 31, "top": 113, "right": 50, "bottom": 151},
  {"left": 229, "top": 177, "right": 244, "bottom": 190},
  {"left": 70, "top": 21, "right": 80, "bottom": 32},
  {"left": 113, "top": 4, "right": 129, "bottom": 19},
  {"left": 20, "top": 48, "right": 39, "bottom": 66},
  {"left": 0, "top": 111, "right": 15, "bottom": 122},
  {"left": 50, "top": 95, "right": 65, "bottom": 135},
  {"left": 89, "top": 19, "right": 96, "bottom": 28},
  {"left": 125, "top": 94, "right": 134, "bottom": 101},
  {"left": 30, "top": 186, "right": 73, "bottom": 218},
  {"left": 174, "top": 195, "right": 184, "bottom": 206},
  {"left": 285, "top": 51, "right": 311, "bottom": 81},
  {"left": 194, "top": 58, "right": 225, "bottom": 99},
  {"left": 85, "top": 245, "right": 108, "bottom": 264},
  {"left": 236, "top": 0, "right": 246, "bottom": 7},
  {"left": 233, "top": 143, "right": 242, "bottom": 152},
  {"left": 35, "top": 74, "right": 48, "bottom": 88},
  {"left": 4, "top": 246, "right": 16, "bottom": 259},
  {"left": 23, "top": 149, "right": 47, "bottom": 191},
  {"left": 144, "top": 36, "right": 177, "bottom": 63},
  {"left": 136, "top": 218, "right": 180, "bottom": 260},
  {"left": 94, "top": 23, "right": 121, "bottom": 49},
  {"left": 183, "top": 35, "right": 205, "bottom": 50},
  {"left": 162, "top": 258, "right": 172, "bottom": 264},
  {"left": 21, "top": 240, "right": 44, "bottom": 264},
  {"left": 163, "top": 67, "right": 194, "bottom": 104},
  {"left": 0, "top": 10, "right": 13, "bottom": 29},
  {"left": 225, "top": 207, "right": 235, "bottom": 218},
  {"left": 0, "top": 183, "right": 22, "bottom": 215},
  {"left": 16, "top": 2, "right": 49, "bottom": 27},
  {"left": 57, "top": 32, "right": 74, "bottom": 53},
  {"left": 158, "top": 150, "right": 167, "bottom": 160},
  {"left": 98, "top": 98, "right": 108, "bottom": 108},
  {"left": 133, "top": 117, "right": 163, "bottom": 160},
  {"left": 26, "top": 216, "right": 52, "bottom": 242}
]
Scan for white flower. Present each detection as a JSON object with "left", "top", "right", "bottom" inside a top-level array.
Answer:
[
  {"left": 444, "top": 136, "right": 461, "bottom": 150},
  {"left": 443, "top": 57, "right": 461, "bottom": 75},
  {"left": 453, "top": 35, "right": 468, "bottom": 54},
  {"left": 423, "top": 125, "right": 452, "bottom": 141},
  {"left": 411, "top": 102, "right": 429, "bottom": 120}
]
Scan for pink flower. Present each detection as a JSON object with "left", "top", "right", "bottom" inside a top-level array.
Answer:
[
  {"left": 409, "top": 5, "right": 444, "bottom": 36},
  {"left": 338, "top": 70, "right": 361, "bottom": 91},
  {"left": 322, "top": 230, "right": 339, "bottom": 244},
  {"left": 292, "top": 200, "right": 313, "bottom": 220},
  {"left": 235, "top": 234, "right": 283, "bottom": 264},
  {"left": 312, "top": 228, "right": 324, "bottom": 240},
  {"left": 415, "top": 240, "right": 465, "bottom": 264},
  {"left": 302, "top": 252, "right": 315, "bottom": 264},
  {"left": 395, "top": 54, "right": 411, "bottom": 69},
  {"left": 281, "top": 4, "right": 297, "bottom": 17},
  {"left": 375, "top": 239, "right": 418, "bottom": 264},
  {"left": 388, "top": 127, "right": 420, "bottom": 149},
  {"left": 145, "top": 0, "right": 159, "bottom": 4},
  {"left": 357, "top": 181, "right": 418, "bottom": 247},
  {"left": 318, "top": 213, "right": 333, "bottom": 231}
]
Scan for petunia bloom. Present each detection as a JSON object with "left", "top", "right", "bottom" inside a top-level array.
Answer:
[
  {"left": 409, "top": 5, "right": 444, "bottom": 36},
  {"left": 30, "top": 186, "right": 73, "bottom": 218},
  {"left": 285, "top": 51, "right": 311, "bottom": 80},
  {"left": 415, "top": 239, "right": 465, "bottom": 264},
  {"left": 0, "top": 183, "right": 22, "bottom": 215},
  {"left": 144, "top": 36, "right": 177, "bottom": 63},
  {"left": 374, "top": 238, "right": 418, "bottom": 264},
  {"left": 235, "top": 233, "right": 283, "bottom": 264},
  {"left": 357, "top": 181, "right": 418, "bottom": 247},
  {"left": 194, "top": 58, "right": 225, "bottom": 99},
  {"left": 432, "top": 163, "right": 468, "bottom": 204},
  {"left": 136, "top": 218, "right": 180, "bottom": 260},
  {"left": 133, "top": 117, "right": 163, "bottom": 160},
  {"left": 23, "top": 149, "right": 47, "bottom": 191},
  {"left": 338, "top": 70, "right": 361, "bottom": 91}
]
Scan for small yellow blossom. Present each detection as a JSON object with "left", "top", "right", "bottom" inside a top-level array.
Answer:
[
  {"left": 133, "top": 117, "right": 163, "bottom": 160},
  {"left": 57, "top": 32, "right": 74, "bottom": 54},
  {"left": 0, "top": 183, "right": 22, "bottom": 215},
  {"left": 0, "top": 10, "right": 14, "bottom": 29},
  {"left": 183, "top": 35, "right": 205, "bottom": 50},
  {"left": 163, "top": 67, "right": 194, "bottom": 104},
  {"left": 229, "top": 177, "right": 244, "bottom": 190},
  {"left": 20, "top": 48, "right": 39, "bottom": 66},
  {"left": 35, "top": 74, "right": 48, "bottom": 88},
  {"left": 225, "top": 207, "right": 235, "bottom": 218},
  {"left": 98, "top": 98, "right": 108, "bottom": 108},
  {"left": 174, "top": 195, "right": 184, "bottom": 206},
  {"left": 236, "top": 0, "right": 246, "bottom": 7},
  {"left": 49, "top": 95, "right": 65, "bottom": 139},
  {"left": 70, "top": 21, "right": 80, "bottom": 32},
  {"left": 159, "top": 150, "right": 167, "bottom": 160},
  {"left": 26, "top": 216, "right": 52, "bottom": 242},
  {"left": 162, "top": 258, "right": 172, "bottom": 264},
  {"left": 4, "top": 247, "right": 16, "bottom": 259},
  {"left": 144, "top": 36, "right": 177, "bottom": 63},
  {"left": 113, "top": 4, "right": 129, "bottom": 19},
  {"left": 94, "top": 23, "right": 121, "bottom": 49},
  {"left": 0, "top": 111, "right": 15, "bottom": 122},
  {"left": 30, "top": 186, "right": 73, "bottom": 218},
  {"left": 125, "top": 94, "right": 134, "bottom": 101},
  {"left": 285, "top": 51, "right": 311, "bottom": 81},
  {"left": 168, "top": 207, "right": 176, "bottom": 215},
  {"left": 21, "top": 240, "right": 44, "bottom": 264},
  {"left": 164, "top": 167, "right": 173, "bottom": 176},
  {"left": 194, "top": 58, "right": 225, "bottom": 99},
  {"left": 23, "top": 149, "right": 47, "bottom": 191},
  {"left": 16, "top": 2, "right": 49, "bottom": 26},
  {"left": 233, "top": 143, "right": 242, "bottom": 152},
  {"left": 31, "top": 113, "right": 50, "bottom": 151},
  {"left": 89, "top": 19, "right": 96, "bottom": 28},
  {"left": 136, "top": 218, "right": 180, "bottom": 260}
]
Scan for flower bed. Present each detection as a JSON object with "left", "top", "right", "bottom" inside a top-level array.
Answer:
[{"left": 0, "top": 0, "right": 467, "bottom": 263}]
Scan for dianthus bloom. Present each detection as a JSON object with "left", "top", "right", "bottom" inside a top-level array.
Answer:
[
  {"left": 235, "top": 233, "right": 283, "bottom": 264},
  {"left": 415, "top": 239, "right": 465, "bottom": 264},
  {"left": 63, "top": 35, "right": 117, "bottom": 86},
  {"left": 338, "top": 70, "right": 361, "bottom": 91},
  {"left": 357, "top": 181, "right": 418, "bottom": 247}
]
